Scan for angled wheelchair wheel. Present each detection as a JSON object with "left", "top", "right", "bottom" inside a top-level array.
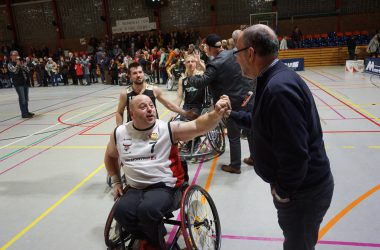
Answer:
[
  {"left": 206, "top": 124, "right": 225, "bottom": 155},
  {"left": 180, "top": 185, "right": 221, "bottom": 250},
  {"left": 104, "top": 199, "right": 134, "bottom": 250}
]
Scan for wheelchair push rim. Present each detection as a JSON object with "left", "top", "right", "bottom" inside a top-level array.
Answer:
[
  {"left": 180, "top": 185, "right": 221, "bottom": 250},
  {"left": 104, "top": 197, "right": 133, "bottom": 249}
]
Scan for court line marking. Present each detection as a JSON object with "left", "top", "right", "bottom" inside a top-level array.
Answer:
[
  {"left": 0, "top": 108, "right": 115, "bottom": 163},
  {"left": 0, "top": 114, "right": 114, "bottom": 175},
  {"left": 222, "top": 234, "right": 380, "bottom": 247},
  {"left": 0, "top": 164, "right": 105, "bottom": 250},
  {"left": 302, "top": 75, "right": 380, "bottom": 126},
  {"left": 318, "top": 184, "right": 380, "bottom": 240},
  {"left": 0, "top": 102, "right": 113, "bottom": 150},
  {"left": 0, "top": 98, "right": 172, "bottom": 247}
]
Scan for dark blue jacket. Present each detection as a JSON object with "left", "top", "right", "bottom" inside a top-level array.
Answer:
[{"left": 230, "top": 61, "right": 331, "bottom": 198}]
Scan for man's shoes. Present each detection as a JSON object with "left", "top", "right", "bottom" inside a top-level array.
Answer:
[
  {"left": 243, "top": 157, "right": 254, "bottom": 166},
  {"left": 28, "top": 112, "right": 35, "bottom": 116},
  {"left": 22, "top": 114, "right": 33, "bottom": 118},
  {"left": 221, "top": 164, "right": 241, "bottom": 174}
]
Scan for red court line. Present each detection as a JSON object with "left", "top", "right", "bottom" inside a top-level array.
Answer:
[
  {"left": 80, "top": 133, "right": 111, "bottom": 136},
  {"left": 222, "top": 235, "right": 380, "bottom": 248},
  {"left": 78, "top": 114, "right": 114, "bottom": 135},
  {"left": 57, "top": 109, "right": 92, "bottom": 127},
  {"left": 0, "top": 115, "right": 112, "bottom": 176},
  {"left": 0, "top": 119, "right": 30, "bottom": 134},
  {"left": 0, "top": 99, "right": 86, "bottom": 135},
  {"left": 302, "top": 76, "right": 380, "bottom": 127},
  {"left": 312, "top": 92, "right": 345, "bottom": 119}
]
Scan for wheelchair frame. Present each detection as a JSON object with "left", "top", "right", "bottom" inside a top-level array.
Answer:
[{"left": 104, "top": 183, "right": 221, "bottom": 250}]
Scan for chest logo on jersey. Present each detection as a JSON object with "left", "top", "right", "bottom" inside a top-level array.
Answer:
[
  {"left": 122, "top": 138, "right": 132, "bottom": 151},
  {"left": 149, "top": 132, "right": 158, "bottom": 141}
]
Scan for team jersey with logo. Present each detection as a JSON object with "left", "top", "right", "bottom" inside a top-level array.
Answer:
[
  {"left": 125, "top": 84, "right": 157, "bottom": 122},
  {"left": 115, "top": 120, "right": 185, "bottom": 189}
]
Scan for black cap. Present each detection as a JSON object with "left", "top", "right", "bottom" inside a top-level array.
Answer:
[{"left": 205, "top": 34, "right": 222, "bottom": 48}]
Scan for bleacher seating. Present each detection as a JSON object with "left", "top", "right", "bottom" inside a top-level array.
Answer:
[{"left": 279, "top": 45, "right": 368, "bottom": 67}]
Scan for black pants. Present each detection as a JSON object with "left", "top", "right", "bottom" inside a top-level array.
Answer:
[
  {"left": 226, "top": 117, "right": 242, "bottom": 169},
  {"left": 273, "top": 173, "right": 334, "bottom": 250},
  {"left": 114, "top": 184, "right": 175, "bottom": 247}
]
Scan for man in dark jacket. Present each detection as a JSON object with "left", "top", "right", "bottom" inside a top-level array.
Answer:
[
  {"left": 8, "top": 50, "right": 34, "bottom": 118},
  {"left": 230, "top": 24, "right": 334, "bottom": 250},
  {"left": 184, "top": 34, "right": 253, "bottom": 174}
]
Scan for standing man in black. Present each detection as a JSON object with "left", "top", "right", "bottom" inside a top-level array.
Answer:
[
  {"left": 68, "top": 52, "right": 78, "bottom": 85},
  {"left": 184, "top": 34, "right": 252, "bottom": 174},
  {"left": 7, "top": 50, "right": 34, "bottom": 118},
  {"left": 230, "top": 24, "right": 334, "bottom": 250}
]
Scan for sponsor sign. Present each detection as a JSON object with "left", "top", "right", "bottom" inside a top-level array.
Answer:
[
  {"left": 364, "top": 58, "right": 380, "bottom": 75},
  {"left": 112, "top": 17, "right": 156, "bottom": 33},
  {"left": 345, "top": 60, "right": 364, "bottom": 73},
  {"left": 281, "top": 58, "right": 304, "bottom": 71}
]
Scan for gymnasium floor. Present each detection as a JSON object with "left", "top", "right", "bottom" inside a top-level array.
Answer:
[{"left": 0, "top": 66, "right": 379, "bottom": 250}]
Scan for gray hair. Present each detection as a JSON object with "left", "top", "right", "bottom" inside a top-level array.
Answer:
[
  {"left": 232, "top": 30, "right": 241, "bottom": 44},
  {"left": 242, "top": 24, "right": 279, "bottom": 57},
  {"left": 10, "top": 50, "right": 19, "bottom": 56}
]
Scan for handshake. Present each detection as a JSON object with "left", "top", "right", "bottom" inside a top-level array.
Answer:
[{"left": 214, "top": 95, "right": 232, "bottom": 118}]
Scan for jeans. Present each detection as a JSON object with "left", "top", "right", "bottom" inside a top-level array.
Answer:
[
  {"left": 15, "top": 85, "right": 30, "bottom": 116},
  {"left": 274, "top": 173, "right": 334, "bottom": 250}
]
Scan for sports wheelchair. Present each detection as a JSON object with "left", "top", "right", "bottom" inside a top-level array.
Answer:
[
  {"left": 166, "top": 59, "right": 185, "bottom": 91},
  {"left": 175, "top": 88, "right": 225, "bottom": 162},
  {"left": 104, "top": 161, "right": 222, "bottom": 250}
]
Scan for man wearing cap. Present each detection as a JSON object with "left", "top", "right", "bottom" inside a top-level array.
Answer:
[{"left": 183, "top": 34, "right": 253, "bottom": 174}]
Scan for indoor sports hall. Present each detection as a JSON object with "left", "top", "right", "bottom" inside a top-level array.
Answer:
[
  {"left": 1, "top": 65, "right": 379, "bottom": 249},
  {"left": 1, "top": 0, "right": 380, "bottom": 249}
]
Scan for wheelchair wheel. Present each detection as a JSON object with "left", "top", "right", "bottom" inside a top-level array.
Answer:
[
  {"left": 206, "top": 124, "right": 225, "bottom": 155},
  {"left": 180, "top": 185, "right": 221, "bottom": 250},
  {"left": 104, "top": 199, "right": 134, "bottom": 250}
]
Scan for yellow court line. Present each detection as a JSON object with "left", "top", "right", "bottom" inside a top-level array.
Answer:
[
  {"left": 5, "top": 145, "right": 107, "bottom": 149},
  {"left": 368, "top": 146, "right": 380, "bottom": 149},
  {"left": 204, "top": 154, "right": 219, "bottom": 192},
  {"left": 342, "top": 146, "right": 355, "bottom": 149},
  {"left": 318, "top": 184, "right": 380, "bottom": 240},
  {"left": 0, "top": 164, "right": 105, "bottom": 250},
  {"left": 159, "top": 109, "right": 171, "bottom": 120},
  {"left": 302, "top": 75, "right": 380, "bottom": 123}
]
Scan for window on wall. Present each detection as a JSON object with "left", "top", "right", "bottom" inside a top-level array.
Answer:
[
  {"left": 160, "top": 0, "right": 209, "bottom": 30},
  {"left": 341, "top": 0, "right": 380, "bottom": 14},
  {"left": 57, "top": 0, "right": 103, "bottom": 39},
  {"left": 108, "top": 0, "right": 154, "bottom": 27},
  {"left": 12, "top": 2, "right": 56, "bottom": 46},
  {"left": 216, "top": 0, "right": 272, "bottom": 25}
]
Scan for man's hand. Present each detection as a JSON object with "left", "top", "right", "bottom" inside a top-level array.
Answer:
[
  {"left": 214, "top": 97, "right": 231, "bottom": 117},
  {"left": 111, "top": 175, "right": 123, "bottom": 200},
  {"left": 112, "top": 183, "right": 123, "bottom": 200},
  {"left": 183, "top": 109, "right": 199, "bottom": 120}
]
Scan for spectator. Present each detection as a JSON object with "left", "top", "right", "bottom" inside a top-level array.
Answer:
[
  {"left": 367, "top": 34, "right": 379, "bottom": 58},
  {"left": 7, "top": 50, "right": 34, "bottom": 118},
  {"left": 291, "top": 26, "right": 303, "bottom": 48}
]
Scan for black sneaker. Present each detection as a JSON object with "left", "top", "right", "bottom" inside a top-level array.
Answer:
[
  {"left": 22, "top": 114, "right": 33, "bottom": 118},
  {"left": 28, "top": 112, "right": 35, "bottom": 116}
]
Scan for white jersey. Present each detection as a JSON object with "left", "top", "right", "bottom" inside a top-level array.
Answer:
[{"left": 114, "top": 120, "right": 185, "bottom": 189}]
